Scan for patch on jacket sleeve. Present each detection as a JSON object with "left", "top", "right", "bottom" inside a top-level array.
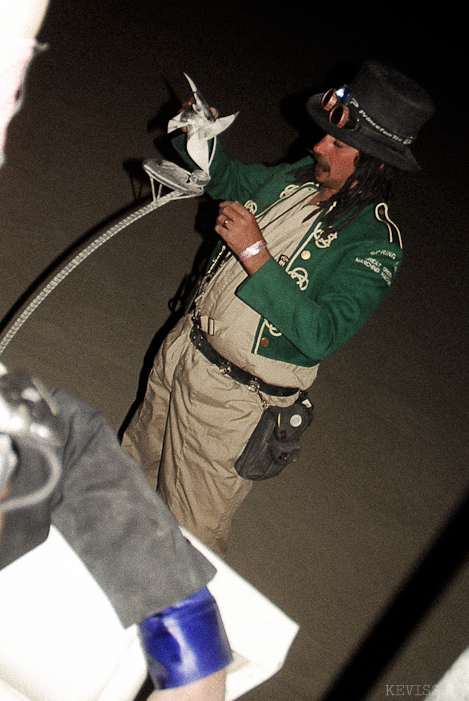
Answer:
[{"left": 354, "top": 253, "right": 400, "bottom": 286}]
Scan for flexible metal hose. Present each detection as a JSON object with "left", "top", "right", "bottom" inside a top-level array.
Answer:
[{"left": 0, "top": 178, "right": 199, "bottom": 356}]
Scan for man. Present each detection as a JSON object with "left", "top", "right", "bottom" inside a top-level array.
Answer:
[{"left": 122, "top": 60, "right": 434, "bottom": 555}]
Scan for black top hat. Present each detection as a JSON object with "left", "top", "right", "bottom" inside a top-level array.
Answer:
[{"left": 306, "top": 60, "right": 434, "bottom": 171}]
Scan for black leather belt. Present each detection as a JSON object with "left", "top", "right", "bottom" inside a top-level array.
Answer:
[{"left": 190, "top": 325, "right": 298, "bottom": 397}]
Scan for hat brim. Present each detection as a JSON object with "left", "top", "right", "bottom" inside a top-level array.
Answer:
[{"left": 306, "top": 94, "right": 420, "bottom": 172}]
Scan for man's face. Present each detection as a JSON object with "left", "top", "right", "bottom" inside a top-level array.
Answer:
[{"left": 311, "top": 134, "right": 359, "bottom": 199}]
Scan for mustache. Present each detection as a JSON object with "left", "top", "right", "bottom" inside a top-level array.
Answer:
[{"left": 313, "top": 154, "right": 330, "bottom": 173}]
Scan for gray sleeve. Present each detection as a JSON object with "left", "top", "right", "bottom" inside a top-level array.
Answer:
[{"left": 50, "top": 389, "right": 216, "bottom": 628}]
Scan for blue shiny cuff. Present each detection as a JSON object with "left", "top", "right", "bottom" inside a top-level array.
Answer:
[{"left": 139, "top": 587, "right": 232, "bottom": 689}]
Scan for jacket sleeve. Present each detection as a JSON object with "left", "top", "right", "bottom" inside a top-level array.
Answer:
[
  {"left": 172, "top": 134, "right": 285, "bottom": 204},
  {"left": 237, "top": 241, "right": 402, "bottom": 363},
  {"left": 50, "top": 390, "right": 216, "bottom": 628}
]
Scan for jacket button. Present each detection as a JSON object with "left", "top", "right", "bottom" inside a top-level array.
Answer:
[
  {"left": 260, "top": 337, "right": 269, "bottom": 347},
  {"left": 301, "top": 250, "right": 311, "bottom": 260}
]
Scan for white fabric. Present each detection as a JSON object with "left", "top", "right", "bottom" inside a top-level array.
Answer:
[
  {"left": 182, "top": 529, "right": 300, "bottom": 700},
  {"left": 427, "top": 647, "right": 469, "bottom": 700},
  {"left": 0, "top": 524, "right": 298, "bottom": 701},
  {"left": 0, "top": 35, "right": 36, "bottom": 167},
  {"left": 0, "top": 526, "right": 147, "bottom": 701}
]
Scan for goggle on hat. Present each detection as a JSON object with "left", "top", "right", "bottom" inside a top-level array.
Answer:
[{"left": 307, "top": 60, "right": 435, "bottom": 172}]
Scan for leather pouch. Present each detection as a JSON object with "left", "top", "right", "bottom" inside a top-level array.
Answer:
[{"left": 234, "top": 391, "right": 313, "bottom": 480}]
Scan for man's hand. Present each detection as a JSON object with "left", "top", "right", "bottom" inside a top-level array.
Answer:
[
  {"left": 178, "top": 98, "right": 218, "bottom": 132},
  {"left": 215, "top": 201, "right": 270, "bottom": 274}
]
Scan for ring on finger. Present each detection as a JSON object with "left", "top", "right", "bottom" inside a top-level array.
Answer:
[{"left": 223, "top": 218, "right": 229, "bottom": 227}]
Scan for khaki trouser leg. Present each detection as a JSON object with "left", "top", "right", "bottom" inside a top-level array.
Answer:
[
  {"left": 157, "top": 330, "right": 261, "bottom": 556},
  {"left": 121, "top": 364, "right": 168, "bottom": 489},
  {"left": 124, "top": 317, "right": 261, "bottom": 555},
  {"left": 121, "top": 318, "right": 190, "bottom": 488}
]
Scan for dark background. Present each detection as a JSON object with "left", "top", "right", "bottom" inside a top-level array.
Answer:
[{"left": 0, "top": 3, "right": 467, "bottom": 699}]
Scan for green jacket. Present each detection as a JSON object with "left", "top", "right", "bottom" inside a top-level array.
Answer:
[{"left": 174, "top": 136, "right": 403, "bottom": 367}]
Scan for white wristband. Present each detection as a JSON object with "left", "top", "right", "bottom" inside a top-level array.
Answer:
[{"left": 238, "top": 239, "right": 267, "bottom": 262}]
